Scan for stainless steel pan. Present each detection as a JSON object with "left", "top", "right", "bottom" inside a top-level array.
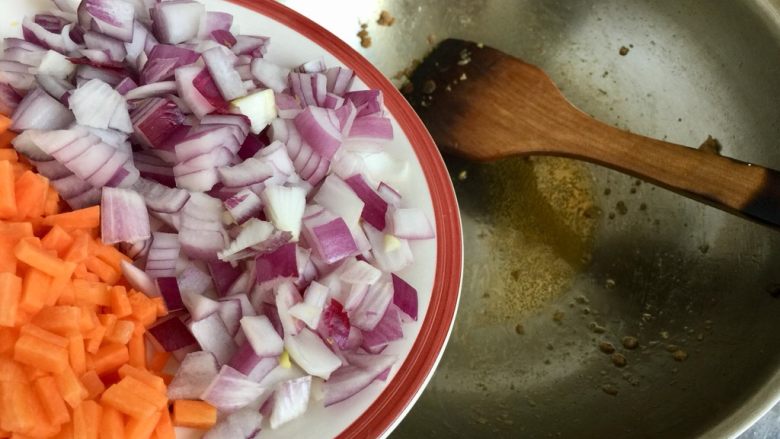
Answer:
[{"left": 281, "top": 1, "right": 780, "bottom": 437}]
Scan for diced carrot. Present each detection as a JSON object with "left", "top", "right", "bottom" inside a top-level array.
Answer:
[
  {"left": 154, "top": 408, "right": 175, "bottom": 439},
  {"left": 74, "top": 264, "right": 101, "bottom": 282},
  {"left": 0, "top": 150, "right": 17, "bottom": 162},
  {"left": 0, "top": 381, "right": 34, "bottom": 434},
  {"left": 73, "top": 280, "right": 111, "bottom": 307},
  {"left": 151, "top": 297, "right": 167, "bottom": 317},
  {"left": 0, "top": 328, "right": 17, "bottom": 355},
  {"left": 19, "top": 268, "right": 52, "bottom": 315},
  {"left": 73, "top": 400, "right": 102, "bottom": 439},
  {"left": 85, "top": 257, "right": 120, "bottom": 285},
  {"left": 99, "top": 407, "right": 124, "bottom": 439},
  {"left": 55, "top": 367, "right": 88, "bottom": 409},
  {"left": 25, "top": 367, "right": 47, "bottom": 382},
  {"left": 68, "top": 334, "right": 87, "bottom": 377},
  {"left": 0, "top": 237, "right": 17, "bottom": 274},
  {"left": 89, "top": 244, "right": 131, "bottom": 274},
  {"left": 26, "top": 422, "right": 62, "bottom": 439},
  {"left": 90, "top": 343, "right": 129, "bottom": 376},
  {"left": 78, "top": 306, "right": 96, "bottom": 333},
  {"left": 43, "top": 206, "right": 100, "bottom": 230},
  {"left": 19, "top": 323, "right": 68, "bottom": 348},
  {"left": 46, "top": 275, "right": 69, "bottom": 307},
  {"left": 127, "top": 331, "right": 145, "bottom": 369},
  {"left": 80, "top": 370, "right": 105, "bottom": 400},
  {"left": 0, "top": 221, "right": 33, "bottom": 237},
  {"left": 14, "top": 171, "right": 48, "bottom": 220},
  {"left": 34, "top": 376, "right": 71, "bottom": 426},
  {"left": 0, "top": 116, "right": 10, "bottom": 134},
  {"left": 0, "top": 357, "right": 27, "bottom": 383},
  {"left": 127, "top": 292, "right": 158, "bottom": 328},
  {"left": 160, "top": 373, "right": 173, "bottom": 386},
  {"left": 44, "top": 187, "right": 60, "bottom": 217},
  {"left": 97, "top": 314, "right": 118, "bottom": 335},
  {"left": 85, "top": 325, "right": 106, "bottom": 355},
  {"left": 0, "top": 161, "right": 17, "bottom": 220},
  {"left": 64, "top": 232, "right": 91, "bottom": 264},
  {"left": 0, "top": 130, "right": 15, "bottom": 148},
  {"left": 14, "top": 334, "right": 69, "bottom": 374},
  {"left": 109, "top": 286, "right": 132, "bottom": 318},
  {"left": 101, "top": 383, "right": 157, "bottom": 420},
  {"left": 13, "top": 310, "right": 30, "bottom": 327},
  {"left": 172, "top": 400, "right": 217, "bottom": 429},
  {"left": 125, "top": 409, "right": 161, "bottom": 439},
  {"left": 14, "top": 238, "right": 76, "bottom": 279},
  {"left": 42, "top": 226, "right": 74, "bottom": 257},
  {"left": 0, "top": 273, "right": 22, "bottom": 327},
  {"left": 52, "top": 421, "right": 72, "bottom": 439},
  {"left": 118, "top": 364, "right": 166, "bottom": 394},
  {"left": 56, "top": 281, "right": 75, "bottom": 306},
  {"left": 105, "top": 319, "right": 134, "bottom": 345},
  {"left": 115, "top": 375, "right": 167, "bottom": 410},
  {"left": 149, "top": 351, "right": 170, "bottom": 373},
  {"left": 31, "top": 306, "right": 81, "bottom": 335}
]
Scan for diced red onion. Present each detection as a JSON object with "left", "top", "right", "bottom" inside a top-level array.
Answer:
[
  {"left": 182, "top": 291, "right": 221, "bottom": 321},
  {"left": 284, "top": 328, "right": 342, "bottom": 379},
  {"left": 270, "top": 376, "right": 311, "bottom": 429},
  {"left": 11, "top": 88, "right": 74, "bottom": 132},
  {"left": 156, "top": 276, "right": 185, "bottom": 311},
  {"left": 256, "top": 243, "right": 299, "bottom": 289},
  {"left": 189, "top": 312, "right": 238, "bottom": 365},
  {"left": 168, "top": 351, "right": 220, "bottom": 400},
  {"left": 204, "top": 407, "right": 264, "bottom": 439},
  {"left": 377, "top": 182, "right": 402, "bottom": 207},
  {"left": 201, "top": 365, "right": 265, "bottom": 413},
  {"left": 218, "top": 297, "right": 243, "bottom": 336},
  {"left": 321, "top": 299, "right": 350, "bottom": 350},
  {"left": 83, "top": 31, "right": 127, "bottom": 62},
  {"left": 251, "top": 59, "right": 290, "bottom": 94},
  {"left": 261, "top": 185, "right": 306, "bottom": 241},
  {"left": 141, "top": 44, "right": 200, "bottom": 84},
  {"left": 120, "top": 260, "right": 159, "bottom": 297},
  {"left": 345, "top": 174, "right": 388, "bottom": 231},
  {"left": 362, "top": 223, "right": 414, "bottom": 273},
  {"left": 208, "top": 260, "right": 243, "bottom": 297},
  {"left": 131, "top": 97, "right": 185, "bottom": 149},
  {"left": 231, "top": 35, "right": 269, "bottom": 58},
  {"left": 145, "top": 232, "right": 181, "bottom": 278},
  {"left": 323, "top": 353, "right": 396, "bottom": 407},
  {"left": 242, "top": 315, "right": 284, "bottom": 357},
  {"left": 389, "top": 207, "right": 435, "bottom": 240},
  {"left": 101, "top": 187, "right": 151, "bottom": 244},
  {"left": 152, "top": 1, "right": 206, "bottom": 45},
  {"left": 344, "top": 90, "right": 383, "bottom": 117},
  {"left": 350, "top": 277, "right": 393, "bottom": 331},
  {"left": 115, "top": 77, "right": 138, "bottom": 96},
  {"left": 223, "top": 189, "right": 263, "bottom": 225},
  {"left": 361, "top": 304, "right": 403, "bottom": 354},
  {"left": 202, "top": 46, "right": 246, "bottom": 100},
  {"left": 149, "top": 315, "right": 198, "bottom": 352},
  {"left": 133, "top": 178, "right": 190, "bottom": 213},
  {"left": 0, "top": 83, "right": 22, "bottom": 117},
  {"left": 81, "top": 0, "right": 136, "bottom": 42},
  {"left": 325, "top": 67, "right": 355, "bottom": 97}
]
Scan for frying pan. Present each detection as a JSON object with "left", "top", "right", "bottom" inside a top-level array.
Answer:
[{"left": 282, "top": 0, "right": 780, "bottom": 437}]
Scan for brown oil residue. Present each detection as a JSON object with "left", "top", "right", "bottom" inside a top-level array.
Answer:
[{"left": 459, "top": 156, "right": 599, "bottom": 320}]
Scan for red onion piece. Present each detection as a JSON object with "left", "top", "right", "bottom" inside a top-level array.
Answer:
[
  {"left": 284, "top": 328, "right": 342, "bottom": 379},
  {"left": 11, "top": 88, "right": 74, "bottom": 131},
  {"left": 152, "top": 0, "right": 205, "bottom": 45},
  {"left": 149, "top": 315, "right": 198, "bottom": 352},
  {"left": 323, "top": 353, "right": 396, "bottom": 407},
  {"left": 156, "top": 277, "right": 185, "bottom": 311},
  {"left": 389, "top": 207, "right": 436, "bottom": 240},
  {"left": 101, "top": 186, "right": 151, "bottom": 244},
  {"left": 201, "top": 365, "right": 265, "bottom": 413},
  {"left": 345, "top": 174, "right": 388, "bottom": 231},
  {"left": 241, "top": 315, "right": 284, "bottom": 357},
  {"left": 82, "top": 0, "right": 136, "bottom": 42},
  {"left": 189, "top": 312, "right": 238, "bottom": 365},
  {"left": 270, "top": 376, "right": 311, "bottom": 429},
  {"left": 361, "top": 304, "right": 404, "bottom": 354},
  {"left": 168, "top": 351, "right": 220, "bottom": 400}
]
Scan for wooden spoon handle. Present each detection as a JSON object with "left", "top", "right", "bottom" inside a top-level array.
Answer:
[{"left": 546, "top": 116, "right": 780, "bottom": 227}]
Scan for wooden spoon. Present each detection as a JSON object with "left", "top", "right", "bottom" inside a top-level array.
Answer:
[{"left": 405, "top": 39, "right": 780, "bottom": 228}]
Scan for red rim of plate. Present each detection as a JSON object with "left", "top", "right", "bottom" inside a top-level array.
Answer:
[{"left": 226, "top": 0, "right": 463, "bottom": 437}]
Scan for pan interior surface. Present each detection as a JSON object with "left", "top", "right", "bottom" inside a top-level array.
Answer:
[{"left": 279, "top": 0, "right": 780, "bottom": 437}]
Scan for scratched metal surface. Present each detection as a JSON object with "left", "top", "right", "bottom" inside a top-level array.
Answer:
[{"left": 280, "top": 1, "right": 780, "bottom": 437}]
